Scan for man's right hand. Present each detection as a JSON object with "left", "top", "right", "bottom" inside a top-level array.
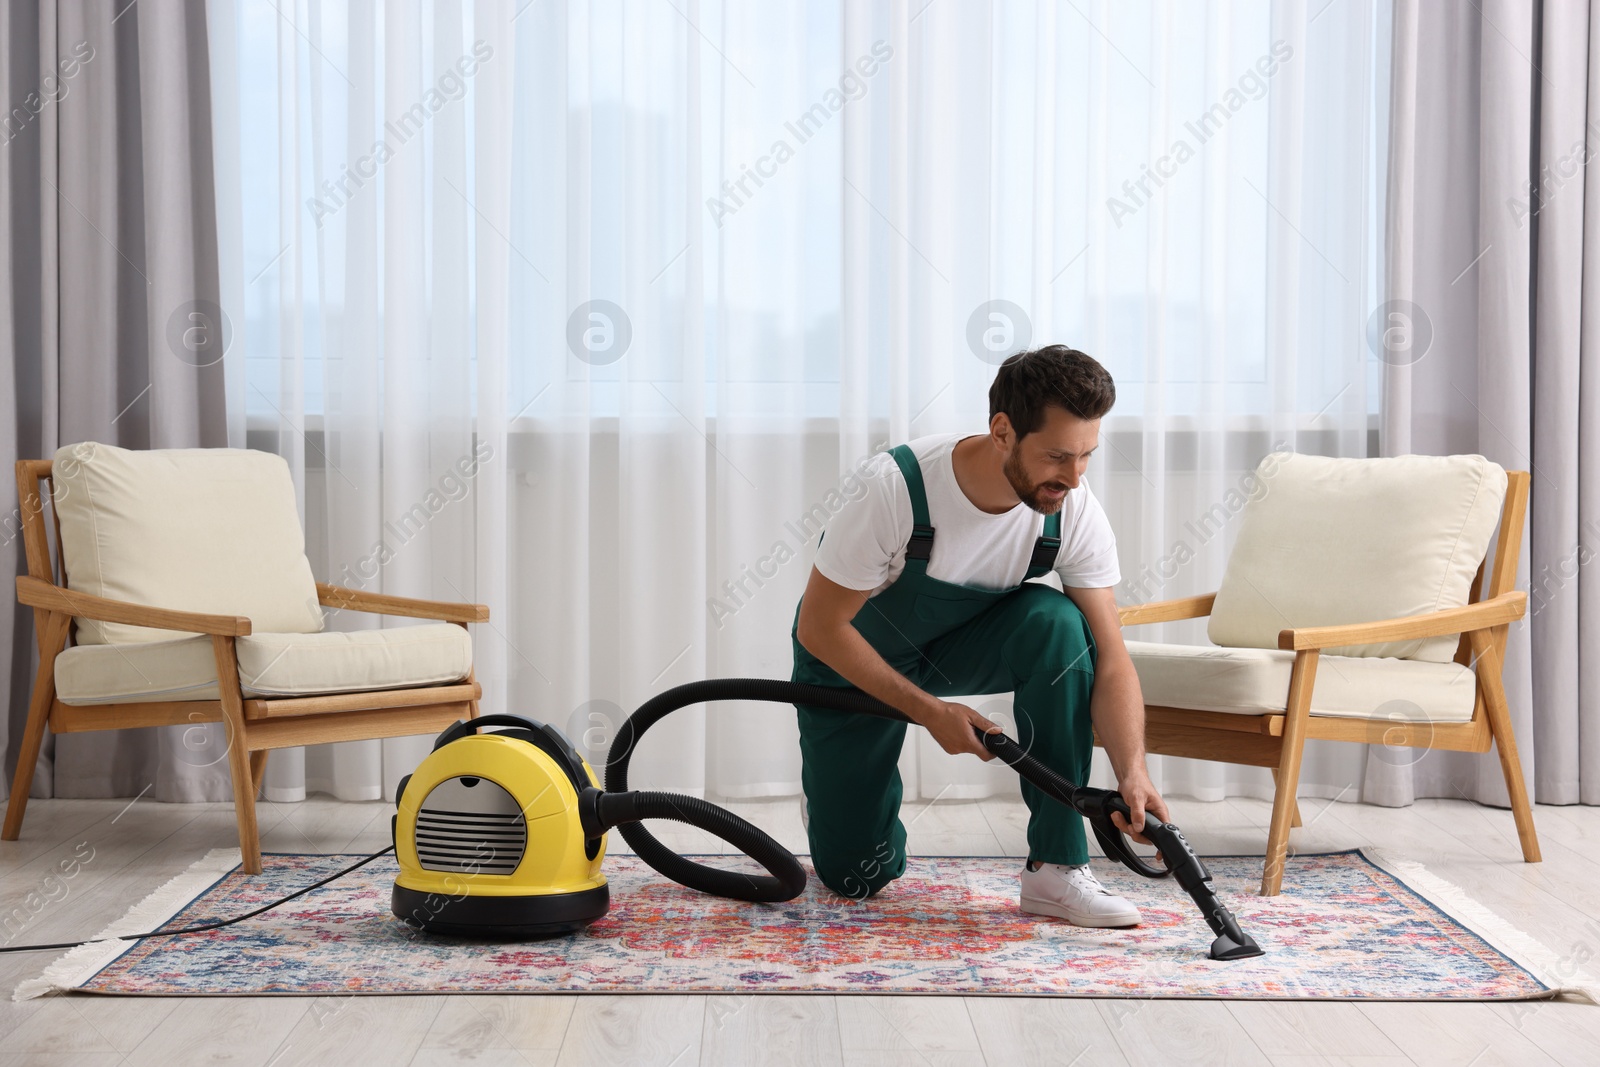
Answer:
[{"left": 917, "top": 700, "right": 1004, "bottom": 760}]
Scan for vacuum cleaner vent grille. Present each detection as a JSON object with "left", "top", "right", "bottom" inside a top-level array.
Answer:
[{"left": 414, "top": 776, "right": 528, "bottom": 875}]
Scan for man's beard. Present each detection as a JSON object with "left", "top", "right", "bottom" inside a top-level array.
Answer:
[{"left": 1002, "top": 448, "right": 1070, "bottom": 514}]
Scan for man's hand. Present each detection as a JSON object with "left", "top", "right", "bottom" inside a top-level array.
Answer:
[
  {"left": 1110, "top": 770, "right": 1170, "bottom": 847},
  {"left": 919, "top": 700, "right": 1003, "bottom": 760}
]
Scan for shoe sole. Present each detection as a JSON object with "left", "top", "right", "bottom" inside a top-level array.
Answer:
[{"left": 1020, "top": 895, "right": 1141, "bottom": 928}]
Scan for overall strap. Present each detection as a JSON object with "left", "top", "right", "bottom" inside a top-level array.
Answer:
[
  {"left": 888, "top": 444, "right": 936, "bottom": 566},
  {"left": 1023, "top": 509, "right": 1063, "bottom": 580}
]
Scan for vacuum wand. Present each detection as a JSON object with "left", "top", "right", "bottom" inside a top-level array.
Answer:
[
  {"left": 605, "top": 678, "right": 1263, "bottom": 961},
  {"left": 974, "top": 727, "right": 1262, "bottom": 961}
]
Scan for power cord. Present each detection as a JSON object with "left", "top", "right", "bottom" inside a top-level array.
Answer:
[{"left": 0, "top": 846, "right": 394, "bottom": 954}]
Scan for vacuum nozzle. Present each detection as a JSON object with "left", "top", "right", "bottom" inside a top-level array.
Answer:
[{"left": 1209, "top": 931, "right": 1264, "bottom": 961}]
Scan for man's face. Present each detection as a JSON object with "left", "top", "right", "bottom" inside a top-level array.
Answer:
[{"left": 997, "top": 405, "right": 1100, "bottom": 514}]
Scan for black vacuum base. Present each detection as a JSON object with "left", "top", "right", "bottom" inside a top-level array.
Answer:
[
  {"left": 1209, "top": 932, "right": 1265, "bottom": 960},
  {"left": 392, "top": 881, "right": 610, "bottom": 939}
]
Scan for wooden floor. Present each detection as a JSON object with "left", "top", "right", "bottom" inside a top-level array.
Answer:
[{"left": 1, "top": 791, "right": 1598, "bottom": 1066}]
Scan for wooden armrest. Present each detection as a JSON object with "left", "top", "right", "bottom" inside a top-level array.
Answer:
[
  {"left": 16, "top": 575, "right": 253, "bottom": 636},
  {"left": 317, "top": 583, "right": 489, "bottom": 624},
  {"left": 1277, "top": 592, "right": 1527, "bottom": 651},
  {"left": 1119, "top": 593, "right": 1216, "bottom": 627}
]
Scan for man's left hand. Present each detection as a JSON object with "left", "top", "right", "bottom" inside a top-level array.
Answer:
[{"left": 1110, "top": 771, "right": 1170, "bottom": 847}]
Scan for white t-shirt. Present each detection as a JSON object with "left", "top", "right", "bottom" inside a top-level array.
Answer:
[{"left": 814, "top": 433, "right": 1121, "bottom": 597}]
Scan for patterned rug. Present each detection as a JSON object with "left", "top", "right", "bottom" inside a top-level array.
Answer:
[{"left": 17, "top": 847, "right": 1598, "bottom": 1001}]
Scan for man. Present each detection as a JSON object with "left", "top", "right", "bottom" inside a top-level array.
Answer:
[{"left": 790, "top": 344, "right": 1168, "bottom": 927}]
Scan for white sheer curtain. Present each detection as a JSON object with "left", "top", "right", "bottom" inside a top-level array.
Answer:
[{"left": 208, "top": 0, "right": 1390, "bottom": 809}]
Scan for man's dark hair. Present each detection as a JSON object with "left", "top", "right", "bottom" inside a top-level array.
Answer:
[{"left": 988, "top": 345, "right": 1116, "bottom": 439}]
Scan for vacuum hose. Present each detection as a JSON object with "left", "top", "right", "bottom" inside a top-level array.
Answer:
[
  {"left": 589, "top": 789, "right": 808, "bottom": 902},
  {"left": 604, "top": 678, "right": 1263, "bottom": 961}
]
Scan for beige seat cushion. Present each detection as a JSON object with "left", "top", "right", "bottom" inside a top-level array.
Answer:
[
  {"left": 51, "top": 443, "right": 325, "bottom": 644},
  {"left": 54, "top": 624, "right": 472, "bottom": 705},
  {"left": 1207, "top": 453, "right": 1506, "bottom": 662},
  {"left": 1127, "top": 640, "right": 1479, "bottom": 723}
]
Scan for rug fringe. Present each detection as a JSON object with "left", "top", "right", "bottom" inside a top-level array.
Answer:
[
  {"left": 1360, "top": 847, "right": 1600, "bottom": 1005},
  {"left": 12, "top": 848, "right": 243, "bottom": 1002}
]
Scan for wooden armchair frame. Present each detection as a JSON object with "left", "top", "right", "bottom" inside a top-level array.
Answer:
[
  {"left": 1109, "top": 471, "right": 1537, "bottom": 896},
  {"left": 3, "top": 459, "right": 489, "bottom": 874}
]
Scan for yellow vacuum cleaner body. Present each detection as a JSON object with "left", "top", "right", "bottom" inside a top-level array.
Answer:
[
  {"left": 393, "top": 712, "right": 807, "bottom": 939},
  {"left": 391, "top": 715, "right": 610, "bottom": 937}
]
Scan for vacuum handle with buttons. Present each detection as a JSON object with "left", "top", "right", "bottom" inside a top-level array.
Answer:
[{"left": 608, "top": 678, "right": 1263, "bottom": 961}]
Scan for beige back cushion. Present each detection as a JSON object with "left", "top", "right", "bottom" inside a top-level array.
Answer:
[
  {"left": 1206, "top": 453, "right": 1506, "bottom": 662},
  {"left": 52, "top": 443, "right": 325, "bottom": 644}
]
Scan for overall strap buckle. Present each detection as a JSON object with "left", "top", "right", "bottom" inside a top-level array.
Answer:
[
  {"left": 1028, "top": 532, "right": 1061, "bottom": 572},
  {"left": 1026, "top": 508, "right": 1063, "bottom": 576},
  {"left": 905, "top": 524, "right": 936, "bottom": 561}
]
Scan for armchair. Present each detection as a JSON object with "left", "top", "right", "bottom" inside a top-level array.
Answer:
[
  {"left": 3, "top": 443, "right": 489, "bottom": 874},
  {"left": 1108, "top": 453, "right": 1535, "bottom": 896}
]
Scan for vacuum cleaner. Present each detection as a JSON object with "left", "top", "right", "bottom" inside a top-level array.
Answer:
[
  {"left": 0, "top": 678, "right": 1262, "bottom": 962},
  {"left": 390, "top": 679, "right": 1264, "bottom": 961}
]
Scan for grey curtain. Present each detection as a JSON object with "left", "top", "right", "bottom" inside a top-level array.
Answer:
[
  {"left": 1, "top": 0, "right": 230, "bottom": 805},
  {"left": 1377, "top": 0, "right": 1598, "bottom": 808}
]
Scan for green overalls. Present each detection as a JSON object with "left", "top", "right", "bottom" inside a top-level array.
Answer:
[{"left": 790, "top": 443, "right": 1099, "bottom": 899}]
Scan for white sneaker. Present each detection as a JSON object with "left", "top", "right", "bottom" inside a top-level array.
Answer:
[{"left": 1019, "top": 861, "right": 1141, "bottom": 928}]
